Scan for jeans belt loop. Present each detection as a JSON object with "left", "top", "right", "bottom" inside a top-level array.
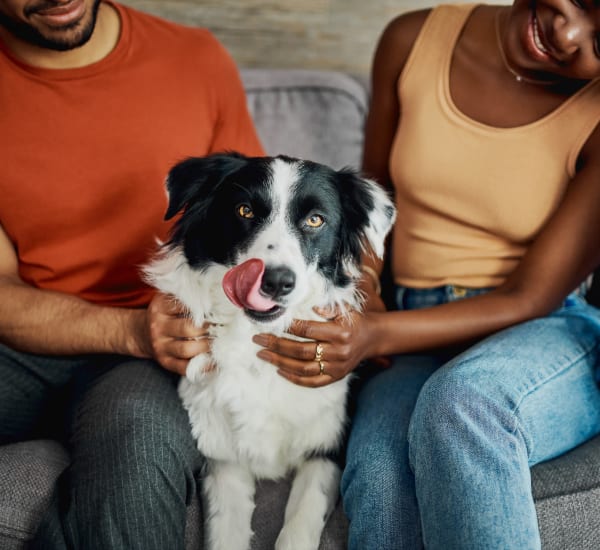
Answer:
[{"left": 451, "top": 285, "right": 468, "bottom": 298}]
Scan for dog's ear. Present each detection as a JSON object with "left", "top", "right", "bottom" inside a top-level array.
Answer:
[
  {"left": 164, "top": 152, "right": 249, "bottom": 220},
  {"left": 336, "top": 170, "right": 396, "bottom": 264}
]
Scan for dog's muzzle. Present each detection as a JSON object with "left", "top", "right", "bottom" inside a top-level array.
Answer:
[{"left": 222, "top": 259, "right": 292, "bottom": 322}]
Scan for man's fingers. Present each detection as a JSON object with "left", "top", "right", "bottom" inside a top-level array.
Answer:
[
  {"left": 256, "top": 349, "right": 321, "bottom": 377},
  {"left": 160, "top": 357, "right": 190, "bottom": 377},
  {"left": 170, "top": 336, "right": 211, "bottom": 360}
]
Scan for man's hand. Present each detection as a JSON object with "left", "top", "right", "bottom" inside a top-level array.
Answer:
[{"left": 143, "top": 292, "right": 212, "bottom": 376}]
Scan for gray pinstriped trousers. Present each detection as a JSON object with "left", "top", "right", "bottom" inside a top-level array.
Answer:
[{"left": 0, "top": 343, "right": 201, "bottom": 549}]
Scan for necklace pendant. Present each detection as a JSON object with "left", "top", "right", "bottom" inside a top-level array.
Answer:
[{"left": 495, "top": 10, "right": 561, "bottom": 87}]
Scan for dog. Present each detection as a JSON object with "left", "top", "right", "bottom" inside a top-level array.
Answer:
[{"left": 145, "top": 152, "right": 395, "bottom": 550}]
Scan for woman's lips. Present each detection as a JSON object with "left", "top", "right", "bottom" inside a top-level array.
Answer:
[
  {"left": 525, "top": 9, "right": 553, "bottom": 62},
  {"left": 532, "top": 15, "right": 549, "bottom": 54}
]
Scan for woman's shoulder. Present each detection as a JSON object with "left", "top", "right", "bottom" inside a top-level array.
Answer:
[
  {"left": 371, "top": 9, "right": 432, "bottom": 84},
  {"left": 375, "top": 4, "right": 477, "bottom": 71},
  {"left": 378, "top": 9, "right": 431, "bottom": 56}
]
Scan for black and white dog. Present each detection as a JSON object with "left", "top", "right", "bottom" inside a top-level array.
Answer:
[{"left": 145, "top": 152, "right": 395, "bottom": 550}]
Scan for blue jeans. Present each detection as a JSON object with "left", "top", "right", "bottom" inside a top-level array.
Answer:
[{"left": 341, "top": 285, "right": 600, "bottom": 550}]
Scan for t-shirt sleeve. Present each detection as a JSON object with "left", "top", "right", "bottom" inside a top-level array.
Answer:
[{"left": 207, "top": 39, "right": 265, "bottom": 157}]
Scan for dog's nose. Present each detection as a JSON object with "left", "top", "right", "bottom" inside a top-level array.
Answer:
[{"left": 261, "top": 267, "right": 296, "bottom": 299}]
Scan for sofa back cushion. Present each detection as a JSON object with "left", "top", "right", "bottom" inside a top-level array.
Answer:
[{"left": 241, "top": 68, "right": 368, "bottom": 170}]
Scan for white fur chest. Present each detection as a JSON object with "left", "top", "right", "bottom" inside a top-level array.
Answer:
[{"left": 179, "top": 315, "right": 349, "bottom": 480}]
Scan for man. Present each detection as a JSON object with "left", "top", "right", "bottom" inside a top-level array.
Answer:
[{"left": 0, "top": 0, "right": 263, "bottom": 547}]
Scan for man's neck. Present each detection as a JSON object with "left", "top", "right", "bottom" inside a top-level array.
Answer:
[{"left": 0, "top": 2, "right": 120, "bottom": 70}]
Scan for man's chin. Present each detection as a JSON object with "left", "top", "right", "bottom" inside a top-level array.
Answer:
[
  {"left": 0, "top": 0, "right": 100, "bottom": 52},
  {"left": 33, "top": 27, "right": 94, "bottom": 52}
]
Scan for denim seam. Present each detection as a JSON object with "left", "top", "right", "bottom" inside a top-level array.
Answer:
[{"left": 509, "top": 338, "right": 600, "bottom": 462}]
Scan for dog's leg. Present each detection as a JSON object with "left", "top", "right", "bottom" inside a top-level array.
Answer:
[
  {"left": 275, "top": 457, "right": 340, "bottom": 550},
  {"left": 184, "top": 353, "right": 213, "bottom": 383},
  {"left": 203, "top": 460, "right": 256, "bottom": 550}
]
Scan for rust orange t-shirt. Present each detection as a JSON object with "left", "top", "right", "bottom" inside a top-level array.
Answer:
[{"left": 0, "top": 1, "right": 264, "bottom": 307}]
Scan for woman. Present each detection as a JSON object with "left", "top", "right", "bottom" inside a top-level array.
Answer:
[{"left": 253, "top": 1, "right": 600, "bottom": 548}]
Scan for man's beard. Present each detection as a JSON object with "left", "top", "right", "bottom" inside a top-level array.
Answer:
[{"left": 0, "top": 0, "right": 102, "bottom": 52}]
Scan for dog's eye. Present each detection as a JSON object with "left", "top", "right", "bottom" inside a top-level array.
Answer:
[
  {"left": 237, "top": 204, "right": 254, "bottom": 219},
  {"left": 305, "top": 214, "right": 324, "bottom": 228}
]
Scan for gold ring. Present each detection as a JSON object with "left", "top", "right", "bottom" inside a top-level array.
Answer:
[
  {"left": 314, "top": 342, "right": 324, "bottom": 362},
  {"left": 319, "top": 360, "right": 326, "bottom": 376}
]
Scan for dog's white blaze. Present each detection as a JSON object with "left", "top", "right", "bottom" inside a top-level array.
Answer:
[{"left": 241, "top": 158, "right": 314, "bottom": 304}]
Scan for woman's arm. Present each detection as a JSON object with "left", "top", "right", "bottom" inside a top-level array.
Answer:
[{"left": 357, "top": 10, "right": 431, "bottom": 308}]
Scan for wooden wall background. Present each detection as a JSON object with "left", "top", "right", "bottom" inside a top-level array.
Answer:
[{"left": 122, "top": 0, "right": 503, "bottom": 76}]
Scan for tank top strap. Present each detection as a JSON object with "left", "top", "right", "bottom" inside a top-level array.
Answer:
[{"left": 399, "top": 3, "right": 477, "bottom": 96}]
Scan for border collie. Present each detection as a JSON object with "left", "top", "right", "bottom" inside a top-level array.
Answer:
[{"left": 145, "top": 152, "right": 395, "bottom": 550}]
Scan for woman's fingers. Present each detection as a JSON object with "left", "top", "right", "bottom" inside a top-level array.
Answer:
[
  {"left": 256, "top": 346, "right": 341, "bottom": 387},
  {"left": 253, "top": 333, "right": 338, "bottom": 362},
  {"left": 277, "top": 364, "right": 336, "bottom": 388},
  {"left": 253, "top": 314, "right": 362, "bottom": 387}
]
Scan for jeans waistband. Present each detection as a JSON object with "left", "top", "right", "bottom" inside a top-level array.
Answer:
[
  {"left": 395, "top": 285, "right": 491, "bottom": 311},
  {"left": 394, "top": 282, "right": 589, "bottom": 312}
]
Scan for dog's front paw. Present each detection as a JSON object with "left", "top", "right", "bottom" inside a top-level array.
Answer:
[
  {"left": 275, "top": 521, "right": 322, "bottom": 550},
  {"left": 185, "top": 353, "right": 215, "bottom": 383}
]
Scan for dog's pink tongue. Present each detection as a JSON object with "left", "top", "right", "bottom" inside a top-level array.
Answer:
[{"left": 222, "top": 259, "right": 278, "bottom": 312}]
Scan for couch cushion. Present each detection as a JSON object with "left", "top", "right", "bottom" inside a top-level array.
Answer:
[
  {"left": 0, "top": 440, "right": 69, "bottom": 549},
  {"left": 251, "top": 477, "right": 346, "bottom": 550},
  {"left": 5, "top": 437, "right": 600, "bottom": 550},
  {"left": 241, "top": 68, "right": 368, "bottom": 170},
  {"left": 532, "top": 434, "right": 600, "bottom": 549}
]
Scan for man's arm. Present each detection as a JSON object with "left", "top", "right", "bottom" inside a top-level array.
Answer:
[{"left": 0, "top": 224, "right": 207, "bottom": 375}]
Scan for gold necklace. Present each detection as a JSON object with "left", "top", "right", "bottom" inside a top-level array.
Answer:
[{"left": 494, "top": 10, "right": 561, "bottom": 86}]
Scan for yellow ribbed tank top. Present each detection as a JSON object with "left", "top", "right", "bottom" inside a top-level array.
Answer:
[{"left": 390, "top": 3, "right": 600, "bottom": 288}]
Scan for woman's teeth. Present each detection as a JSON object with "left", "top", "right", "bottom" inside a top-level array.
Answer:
[{"left": 533, "top": 16, "right": 549, "bottom": 55}]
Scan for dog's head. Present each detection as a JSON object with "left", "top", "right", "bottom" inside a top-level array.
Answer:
[{"left": 163, "top": 152, "right": 395, "bottom": 324}]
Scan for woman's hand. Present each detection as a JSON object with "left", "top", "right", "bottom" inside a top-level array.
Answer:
[
  {"left": 253, "top": 308, "right": 380, "bottom": 388},
  {"left": 143, "top": 292, "right": 212, "bottom": 376}
]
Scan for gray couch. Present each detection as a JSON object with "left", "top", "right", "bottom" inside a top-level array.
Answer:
[{"left": 1, "top": 68, "right": 600, "bottom": 550}]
